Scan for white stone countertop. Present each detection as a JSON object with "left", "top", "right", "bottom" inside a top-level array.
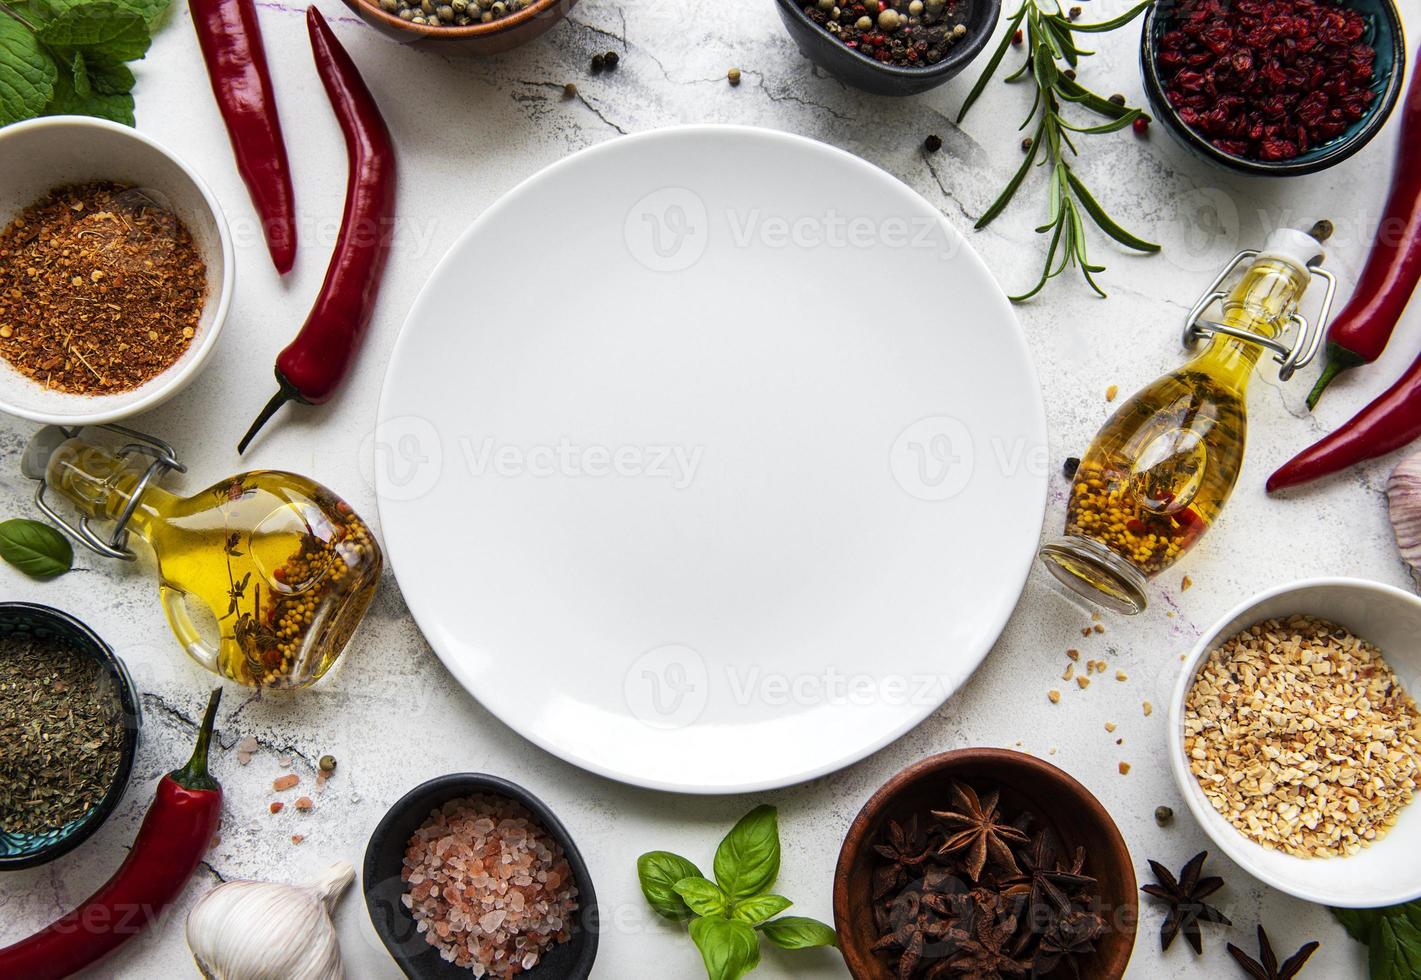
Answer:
[{"left": 2, "top": 0, "right": 1419, "bottom": 976}]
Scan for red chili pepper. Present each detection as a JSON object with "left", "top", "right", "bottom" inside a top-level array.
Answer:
[
  {"left": 1268, "top": 348, "right": 1421, "bottom": 492},
  {"left": 0, "top": 689, "right": 223, "bottom": 980},
  {"left": 1307, "top": 64, "right": 1421, "bottom": 410},
  {"left": 191, "top": 0, "right": 297, "bottom": 275},
  {"left": 237, "top": 7, "right": 397, "bottom": 455}
]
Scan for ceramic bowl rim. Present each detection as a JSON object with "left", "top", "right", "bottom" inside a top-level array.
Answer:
[
  {"left": 1138, "top": 0, "right": 1407, "bottom": 176},
  {"left": 0, "top": 601, "right": 141, "bottom": 871},
  {"left": 1167, "top": 576, "right": 1421, "bottom": 907},
  {"left": 344, "top": 0, "right": 567, "bottom": 41},
  {"left": 362, "top": 772, "right": 599, "bottom": 980},
  {"left": 772, "top": 0, "right": 1003, "bottom": 81},
  {"left": 0, "top": 115, "right": 234, "bottom": 426},
  {"left": 833, "top": 747, "right": 1137, "bottom": 979}
]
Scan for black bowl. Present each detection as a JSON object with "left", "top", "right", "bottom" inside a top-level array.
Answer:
[
  {"left": 363, "top": 773, "right": 599, "bottom": 980},
  {"left": 775, "top": 0, "right": 1003, "bottom": 96},
  {"left": 1140, "top": 0, "right": 1406, "bottom": 176},
  {"left": 0, "top": 602, "right": 141, "bottom": 871}
]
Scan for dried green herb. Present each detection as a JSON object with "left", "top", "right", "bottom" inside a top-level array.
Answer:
[{"left": 0, "top": 633, "right": 124, "bottom": 834}]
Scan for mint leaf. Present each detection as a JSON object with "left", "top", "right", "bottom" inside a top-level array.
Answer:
[
  {"left": 36, "top": 3, "right": 149, "bottom": 62},
  {"left": 1333, "top": 907, "right": 1381, "bottom": 945},
  {"left": 689, "top": 916, "right": 759, "bottom": 980},
  {"left": 111, "top": 0, "right": 169, "bottom": 29},
  {"left": 759, "top": 915, "right": 838, "bottom": 949},
  {"left": 638, "top": 851, "right": 704, "bottom": 922},
  {"left": 0, "top": 518, "right": 73, "bottom": 579},
  {"left": 713, "top": 805, "right": 780, "bottom": 903},
  {"left": 83, "top": 54, "right": 132, "bottom": 94},
  {"left": 43, "top": 64, "right": 131, "bottom": 123},
  {"left": 1373, "top": 907, "right": 1421, "bottom": 980},
  {"left": 731, "top": 894, "right": 791, "bottom": 925},
  {"left": 673, "top": 877, "right": 729, "bottom": 918},
  {"left": 0, "top": 16, "right": 57, "bottom": 124}
]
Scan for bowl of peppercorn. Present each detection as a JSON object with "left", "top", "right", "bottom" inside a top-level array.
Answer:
[
  {"left": 834, "top": 749, "right": 1137, "bottom": 979},
  {"left": 775, "top": 0, "right": 1002, "bottom": 96},
  {"left": 340, "top": 0, "right": 577, "bottom": 54},
  {"left": 1140, "top": 0, "right": 1405, "bottom": 176}
]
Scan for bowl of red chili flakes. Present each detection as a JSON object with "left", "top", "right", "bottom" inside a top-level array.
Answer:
[{"left": 1140, "top": 0, "right": 1405, "bottom": 176}]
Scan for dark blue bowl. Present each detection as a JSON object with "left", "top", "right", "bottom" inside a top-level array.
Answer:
[
  {"left": 363, "top": 773, "right": 599, "bottom": 980},
  {"left": 0, "top": 603, "right": 141, "bottom": 871},
  {"left": 775, "top": 0, "right": 1003, "bottom": 96},
  {"left": 1140, "top": 0, "right": 1406, "bottom": 176}
]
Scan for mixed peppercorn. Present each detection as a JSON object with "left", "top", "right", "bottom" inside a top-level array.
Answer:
[
  {"left": 801, "top": 0, "right": 971, "bottom": 67},
  {"left": 376, "top": 0, "right": 533, "bottom": 28},
  {"left": 1065, "top": 459, "right": 1207, "bottom": 576}
]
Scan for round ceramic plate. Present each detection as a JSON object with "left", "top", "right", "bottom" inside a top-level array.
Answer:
[{"left": 377, "top": 126, "right": 1047, "bottom": 793}]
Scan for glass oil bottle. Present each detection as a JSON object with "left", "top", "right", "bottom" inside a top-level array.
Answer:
[
  {"left": 22, "top": 425, "right": 382, "bottom": 688},
  {"left": 1039, "top": 229, "right": 1337, "bottom": 614}
]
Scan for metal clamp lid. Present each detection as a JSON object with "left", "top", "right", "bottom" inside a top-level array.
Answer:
[
  {"left": 1181, "top": 248, "right": 1339, "bottom": 383},
  {"left": 24, "top": 424, "right": 184, "bottom": 561}
]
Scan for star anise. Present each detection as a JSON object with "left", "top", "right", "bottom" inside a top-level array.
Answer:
[
  {"left": 948, "top": 894, "right": 1030, "bottom": 978},
  {"left": 1141, "top": 851, "right": 1232, "bottom": 954},
  {"left": 872, "top": 888, "right": 974, "bottom": 980},
  {"left": 1227, "top": 926, "right": 1319, "bottom": 980},
  {"left": 1033, "top": 907, "right": 1107, "bottom": 978},
  {"left": 1004, "top": 832, "right": 1096, "bottom": 930},
  {"left": 932, "top": 782, "right": 1030, "bottom": 881},
  {"left": 875, "top": 815, "right": 933, "bottom": 899}
]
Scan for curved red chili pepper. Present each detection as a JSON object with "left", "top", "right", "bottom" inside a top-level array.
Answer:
[
  {"left": 191, "top": 0, "right": 298, "bottom": 275},
  {"left": 1307, "top": 64, "right": 1421, "bottom": 409},
  {"left": 238, "top": 6, "right": 397, "bottom": 454},
  {"left": 1268, "top": 348, "right": 1421, "bottom": 492},
  {"left": 0, "top": 690, "right": 223, "bottom": 980}
]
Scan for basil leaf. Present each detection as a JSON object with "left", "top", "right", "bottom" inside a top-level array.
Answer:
[
  {"left": 0, "top": 519, "right": 73, "bottom": 579},
  {"left": 674, "top": 877, "right": 729, "bottom": 918},
  {"left": 689, "top": 916, "right": 759, "bottom": 980},
  {"left": 637, "top": 851, "right": 704, "bottom": 921},
  {"left": 1333, "top": 907, "right": 1381, "bottom": 945},
  {"left": 0, "top": 17, "right": 57, "bottom": 125},
  {"left": 731, "top": 894, "right": 791, "bottom": 925},
  {"left": 713, "top": 805, "right": 780, "bottom": 902},
  {"left": 36, "top": 3, "right": 150, "bottom": 63},
  {"left": 759, "top": 915, "right": 838, "bottom": 949}
]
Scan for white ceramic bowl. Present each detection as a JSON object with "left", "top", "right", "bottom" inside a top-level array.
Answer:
[
  {"left": 0, "top": 116, "right": 233, "bottom": 425},
  {"left": 1169, "top": 577, "right": 1421, "bottom": 908}
]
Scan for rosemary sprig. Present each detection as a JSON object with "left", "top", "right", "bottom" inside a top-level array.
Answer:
[{"left": 959, "top": 0, "right": 1160, "bottom": 301}]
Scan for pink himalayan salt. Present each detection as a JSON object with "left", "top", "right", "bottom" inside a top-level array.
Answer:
[{"left": 401, "top": 794, "right": 580, "bottom": 977}]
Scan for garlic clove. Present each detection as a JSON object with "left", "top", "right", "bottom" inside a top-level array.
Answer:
[{"left": 1388, "top": 450, "right": 1421, "bottom": 591}]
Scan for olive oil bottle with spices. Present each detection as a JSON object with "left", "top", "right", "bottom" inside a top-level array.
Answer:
[
  {"left": 21, "top": 426, "right": 381, "bottom": 688},
  {"left": 1039, "top": 229, "right": 1336, "bottom": 614}
]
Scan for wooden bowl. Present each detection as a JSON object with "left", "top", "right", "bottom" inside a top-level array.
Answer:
[
  {"left": 834, "top": 749, "right": 1136, "bottom": 979},
  {"left": 339, "top": 0, "right": 578, "bottom": 55}
]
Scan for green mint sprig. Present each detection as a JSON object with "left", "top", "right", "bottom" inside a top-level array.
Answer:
[
  {"left": 0, "top": 0, "right": 169, "bottom": 127},
  {"left": 958, "top": 0, "right": 1160, "bottom": 301},
  {"left": 1332, "top": 902, "right": 1421, "bottom": 979},
  {"left": 638, "top": 805, "right": 838, "bottom": 980}
]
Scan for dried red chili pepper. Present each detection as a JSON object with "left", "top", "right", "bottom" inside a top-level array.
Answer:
[
  {"left": 0, "top": 690, "right": 223, "bottom": 980},
  {"left": 238, "top": 7, "right": 398, "bottom": 454},
  {"left": 191, "top": 0, "right": 297, "bottom": 274},
  {"left": 1307, "top": 65, "right": 1421, "bottom": 409}
]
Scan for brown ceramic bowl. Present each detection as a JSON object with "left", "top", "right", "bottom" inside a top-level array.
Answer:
[
  {"left": 340, "top": 0, "right": 577, "bottom": 54},
  {"left": 834, "top": 749, "right": 1136, "bottom": 980}
]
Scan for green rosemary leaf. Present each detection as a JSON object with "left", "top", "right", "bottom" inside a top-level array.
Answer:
[
  {"left": 1066, "top": 169, "right": 1161, "bottom": 252},
  {"left": 1056, "top": 75, "right": 1137, "bottom": 119},
  {"left": 1019, "top": 81, "right": 1042, "bottom": 130},
  {"left": 1011, "top": 216, "right": 1067, "bottom": 302},
  {"left": 1041, "top": 16, "right": 1079, "bottom": 65},
  {"left": 1067, "top": 0, "right": 1155, "bottom": 33},
  {"left": 1058, "top": 108, "right": 1142, "bottom": 134},
  {"left": 976, "top": 122, "right": 1042, "bottom": 229},
  {"left": 956, "top": 4, "right": 1027, "bottom": 123}
]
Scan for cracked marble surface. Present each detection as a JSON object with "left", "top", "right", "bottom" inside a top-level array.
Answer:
[{"left": 1, "top": 0, "right": 1419, "bottom": 976}]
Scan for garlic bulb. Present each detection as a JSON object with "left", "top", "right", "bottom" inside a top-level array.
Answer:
[
  {"left": 187, "top": 861, "right": 354, "bottom": 980},
  {"left": 1389, "top": 451, "right": 1421, "bottom": 590}
]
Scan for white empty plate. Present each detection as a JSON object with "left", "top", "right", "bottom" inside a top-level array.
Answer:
[{"left": 377, "top": 126, "right": 1047, "bottom": 793}]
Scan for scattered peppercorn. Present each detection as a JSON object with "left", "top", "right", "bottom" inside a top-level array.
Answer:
[
  {"left": 1308, "top": 219, "right": 1334, "bottom": 242},
  {"left": 591, "top": 52, "right": 605, "bottom": 73},
  {"left": 319, "top": 754, "right": 337, "bottom": 773},
  {"left": 801, "top": 0, "right": 976, "bottom": 67},
  {"left": 1063, "top": 456, "right": 1081, "bottom": 478},
  {"left": 727, "top": 67, "right": 742, "bottom": 86},
  {"left": 563, "top": 82, "right": 577, "bottom": 98},
  {"left": 1021, "top": 136, "right": 1033, "bottom": 152},
  {"left": 1064, "top": 68, "right": 1076, "bottom": 80},
  {"left": 1155, "top": 805, "right": 1174, "bottom": 827},
  {"left": 1012, "top": 28, "right": 1023, "bottom": 44},
  {"left": 1132, "top": 116, "right": 1150, "bottom": 136},
  {"left": 1068, "top": 5, "right": 1081, "bottom": 18},
  {"left": 924, "top": 133, "right": 943, "bottom": 153},
  {"left": 603, "top": 50, "right": 619, "bottom": 70},
  {"left": 1108, "top": 93, "right": 1126, "bottom": 106}
]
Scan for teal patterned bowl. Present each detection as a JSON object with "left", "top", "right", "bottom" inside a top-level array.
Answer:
[
  {"left": 1141, "top": 0, "right": 1406, "bottom": 176},
  {"left": 0, "top": 603, "right": 141, "bottom": 871}
]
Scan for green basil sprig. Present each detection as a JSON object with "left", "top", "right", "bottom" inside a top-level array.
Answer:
[
  {"left": 1332, "top": 902, "right": 1421, "bottom": 980},
  {"left": 0, "top": 518, "right": 73, "bottom": 579},
  {"left": 637, "top": 805, "right": 837, "bottom": 980}
]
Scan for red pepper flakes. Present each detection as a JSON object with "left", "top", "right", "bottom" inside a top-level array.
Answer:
[
  {"left": 1158, "top": 0, "right": 1376, "bottom": 161},
  {"left": 269, "top": 801, "right": 284, "bottom": 814}
]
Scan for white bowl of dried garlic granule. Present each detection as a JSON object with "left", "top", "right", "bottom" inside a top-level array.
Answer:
[{"left": 1170, "top": 577, "right": 1421, "bottom": 908}]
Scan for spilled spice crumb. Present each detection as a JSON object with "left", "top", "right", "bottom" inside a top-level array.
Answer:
[
  {"left": 273, "top": 774, "right": 299, "bottom": 792},
  {"left": 1181, "top": 574, "right": 1194, "bottom": 591},
  {"left": 291, "top": 834, "right": 304, "bottom": 844},
  {"left": 1119, "top": 762, "right": 1131, "bottom": 775},
  {"left": 1066, "top": 648, "right": 1080, "bottom": 661},
  {"left": 1106, "top": 384, "right": 1119, "bottom": 402},
  {"left": 295, "top": 796, "right": 314, "bottom": 811},
  {"left": 1077, "top": 676, "right": 1091, "bottom": 690},
  {"left": 1048, "top": 689, "right": 1061, "bottom": 703},
  {"left": 269, "top": 801, "right": 284, "bottom": 814},
  {"left": 1143, "top": 700, "right": 1154, "bottom": 716}
]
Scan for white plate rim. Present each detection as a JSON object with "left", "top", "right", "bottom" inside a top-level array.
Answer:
[{"left": 376, "top": 123, "right": 1048, "bottom": 793}]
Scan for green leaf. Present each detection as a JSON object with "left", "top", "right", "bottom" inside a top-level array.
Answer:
[
  {"left": 955, "top": 4, "right": 1027, "bottom": 122},
  {"left": 760, "top": 916, "right": 838, "bottom": 949},
  {"left": 0, "top": 15, "right": 57, "bottom": 124},
  {"left": 1372, "top": 910, "right": 1421, "bottom": 980},
  {"left": 0, "top": 518, "right": 73, "bottom": 579},
  {"left": 1066, "top": 169, "right": 1160, "bottom": 252},
  {"left": 83, "top": 55, "right": 133, "bottom": 94},
  {"left": 1067, "top": 0, "right": 1155, "bottom": 32},
  {"left": 1332, "top": 907, "right": 1382, "bottom": 944},
  {"left": 976, "top": 118, "right": 1043, "bottom": 229},
  {"left": 36, "top": 3, "right": 149, "bottom": 62},
  {"left": 674, "top": 877, "right": 730, "bottom": 918},
  {"left": 689, "top": 916, "right": 760, "bottom": 980},
  {"left": 1057, "top": 107, "right": 1142, "bottom": 135},
  {"left": 638, "top": 851, "right": 705, "bottom": 921},
  {"left": 67, "top": 46, "right": 86, "bottom": 95},
  {"left": 732, "top": 894, "right": 791, "bottom": 925},
  {"left": 713, "top": 805, "right": 780, "bottom": 903},
  {"left": 43, "top": 63, "right": 131, "bottom": 122},
  {"left": 1056, "top": 75, "right": 1140, "bottom": 120},
  {"left": 111, "top": 0, "right": 169, "bottom": 28}
]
